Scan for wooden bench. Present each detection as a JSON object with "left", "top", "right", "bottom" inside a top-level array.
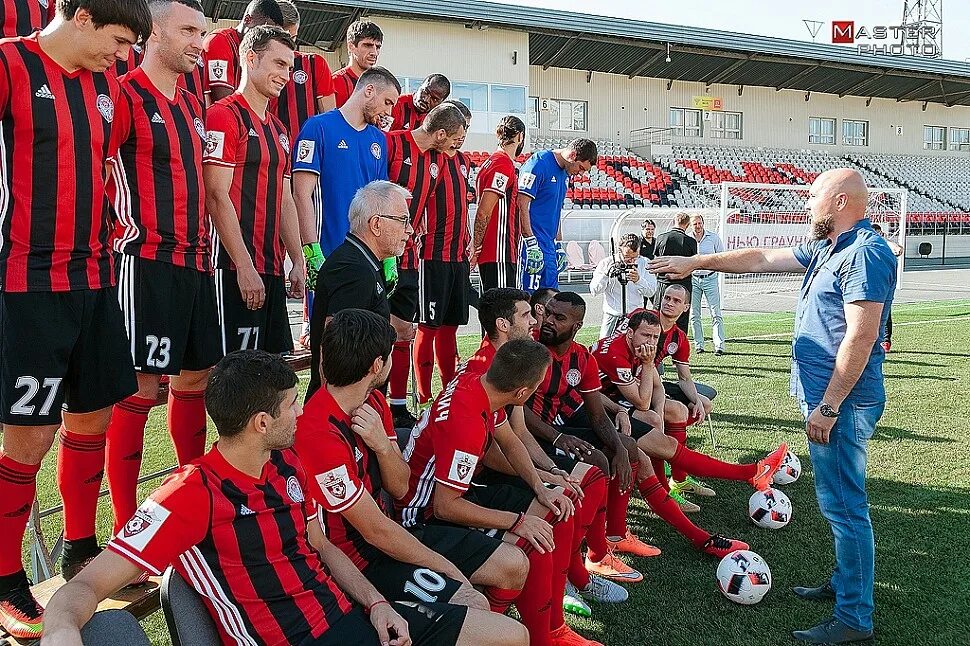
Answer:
[{"left": 0, "top": 575, "right": 162, "bottom": 645}]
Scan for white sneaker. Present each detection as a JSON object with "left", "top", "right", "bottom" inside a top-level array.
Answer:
[
  {"left": 563, "top": 581, "right": 592, "bottom": 617},
  {"left": 582, "top": 574, "right": 629, "bottom": 603}
]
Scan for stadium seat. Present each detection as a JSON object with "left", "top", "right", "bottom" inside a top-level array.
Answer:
[
  {"left": 161, "top": 567, "right": 220, "bottom": 646},
  {"left": 565, "top": 240, "right": 592, "bottom": 269},
  {"left": 587, "top": 240, "right": 606, "bottom": 266},
  {"left": 80, "top": 609, "right": 151, "bottom": 646}
]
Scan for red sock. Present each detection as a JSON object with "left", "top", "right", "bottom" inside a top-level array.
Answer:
[
  {"left": 435, "top": 325, "right": 459, "bottom": 386},
  {"left": 668, "top": 421, "right": 688, "bottom": 482},
  {"left": 606, "top": 460, "right": 639, "bottom": 539},
  {"left": 106, "top": 395, "right": 154, "bottom": 534},
  {"left": 414, "top": 325, "right": 437, "bottom": 404},
  {"left": 585, "top": 484, "right": 609, "bottom": 563},
  {"left": 484, "top": 586, "right": 520, "bottom": 614},
  {"left": 568, "top": 468, "right": 607, "bottom": 588},
  {"left": 549, "top": 516, "right": 575, "bottom": 631},
  {"left": 651, "top": 457, "right": 669, "bottom": 490},
  {"left": 389, "top": 341, "right": 411, "bottom": 404},
  {"left": 169, "top": 388, "right": 207, "bottom": 466},
  {"left": 0, "top": 454, "right": 41, "bottom": 576},
  {"left": 515, "top": 548, "right": 554, "bottom": 646},
  {"left": 670, "top": 443, "right": 755, "bottom": 481},
  {"left": 639, "top": 475, "right": 709, "bottom": 546},
  {"left": 57, "top": 429, "right": 106, "bottom": 542}
]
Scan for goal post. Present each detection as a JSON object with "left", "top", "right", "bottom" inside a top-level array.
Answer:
[{"left": 609, "top": 182, "right": 907, "bottom": 312}]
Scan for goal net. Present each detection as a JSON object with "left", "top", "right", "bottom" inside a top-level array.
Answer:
[{"left": 610, "top": 183, "right": 906, "bottom": 312}]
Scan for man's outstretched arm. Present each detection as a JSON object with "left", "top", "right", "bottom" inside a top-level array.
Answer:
[{"left": 649, "top": 247, "right": 806, "bottom": 279}]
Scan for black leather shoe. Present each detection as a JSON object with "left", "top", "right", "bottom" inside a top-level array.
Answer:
[
  {"left": 792, "top": 617, "right": 873, "bottom": 644},
  {"left": 794, "top": 582, "right": 837, "bottom": 601}
]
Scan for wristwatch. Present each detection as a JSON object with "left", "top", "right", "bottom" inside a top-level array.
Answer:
[{"left": 819, "top": 403, "right": 840, "bottom": 418}]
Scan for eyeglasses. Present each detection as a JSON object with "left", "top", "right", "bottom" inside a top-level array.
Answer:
[{"left": 374, "top": 213, "right": 410, "bottom": 226}]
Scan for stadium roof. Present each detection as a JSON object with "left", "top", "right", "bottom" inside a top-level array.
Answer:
[{"left": 204, "top": 0, "right": 970, "bottom": 107}]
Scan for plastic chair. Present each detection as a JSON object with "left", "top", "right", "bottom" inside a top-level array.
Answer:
[
  {"left": 587, "top": 240, "right": 606, "bottom": 266},
  {"left": 565, "top": 240, "right": 590, "bottom": 269},
  {"left": 80, "top": 609, "right": 151, "bottom": 646},
  {"left": 161, "top": 567, "right": 220, "bottom": 646}
]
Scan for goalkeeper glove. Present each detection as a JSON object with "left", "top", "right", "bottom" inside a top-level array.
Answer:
[
  {"left": 522, "top": 236, "right": 544, "bottom": 275},
  {"left": 383, "top": 257, "right": 399, "bottom": 290},
  {"left": 556, "top": 241, "right": 569, "bottom": 273},
  {"left": 303, "top": 242, "right": 325, "bottom": 291}
]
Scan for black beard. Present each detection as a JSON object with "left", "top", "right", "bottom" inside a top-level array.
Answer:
[
  {"left": 811, "top": 215, "right": 834, "bottom": 240},
  {"left": 538, "top": 325, "right": 568, "bottom": 346},
  {"left": 515, "top": 140, "right": 525, "bottom": 157}
]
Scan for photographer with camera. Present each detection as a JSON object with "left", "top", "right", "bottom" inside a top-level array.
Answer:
[{"left": 590, "top": 234, "right": 658, "bottom": 339}]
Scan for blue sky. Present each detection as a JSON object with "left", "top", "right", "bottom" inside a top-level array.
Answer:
[{"left": 495, "top": 0, "right": 970, "bottom": 63}]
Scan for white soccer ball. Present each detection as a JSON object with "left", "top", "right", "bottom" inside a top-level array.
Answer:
[
  {"left": 748, "top": 488, "right": 793, "bottom": 530},
  {"left": 716, "top": 549, "right": 772, "bottom": 605},
  {"left": 772, "top": 450, "right": 802, "bottom": 485}
]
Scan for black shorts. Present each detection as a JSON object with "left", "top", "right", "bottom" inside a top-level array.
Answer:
[
  {"left": 215, "top": 268, "right": 293, "bottom": 354},
  {"left": 662, "top": 381, "right": 718, "bottom": 405},
  {"left": 0, "top": 288, "right": 137, "bottom": 425},
  {"left": 544, "top": 407, "right": 653, "bottom": 456},
  {"left": 362, "top": 554, "right": 463, "bottom": 605},
  {"left": 407, "top": 522, "right": 504, "bottom": 578},
  {"left": 474, "top": 453, "right": 578, "bottom": 490},
  {"left": 388, "top": 268, "right": 419, "bottom": 322},
  {"left": 418, "top": 260, "right": 469, "bottom": 327},
  {"left": 478, "top": 262, "right": 519, "bottom": 292},
  {"left": 116, "top": 256, "right": 221, "bottom": 375},
  {"left": 465, "top": 482, "right": 535, "bottom": 515},
  {"left": 304, "top": 603, "right": 466, "bottom": 646}
]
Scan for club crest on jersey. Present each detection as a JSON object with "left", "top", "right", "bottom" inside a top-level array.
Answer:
[
  {"left": 286, "top": 476, "right": 304, "bottom": 503},
  {"left": 293, "top": 70, "right": 308, "bottom": 85},
  {"left": 519, "top": 172, "right": 536, "bottom": 189},
  {"left": 666, "top": 342, "right": 678, "bottom": 356},
  {"left": 317, "top": 465, "right": 358, "bottom": 507},
  {"left": 460, "top": 164, "right": 468, "bottom": 177},
  {"left": 298, "top": 140, "right": 315, "bottom": 163},
  {"left": 279, "top": 133, "right": 290, "bottom": 154},
  {"left": 120, "top": 500, "right": 171, "bottom": 551},
  {"left": 429, "top": 162, "right": 439, "bottom": 179},
  {"left": 448, "top": 450, "right": 478, "bottom": 485},
  {"left": 96, "top": 94, "right": 114, "bottom": 123},
  {"left": 194, "top": 117, "right": 206, "bottom": 140},
  {"left": 205, "top": 131, "right": 225, "bottom": 159},
  {"left": 616, "top": 367, "right": 634, "bottom": 383},
  {"left": 565, "top": 368, "right": 582, "bottom": 387},
  {"left": 371, "top": 142, "right": 382, "bottom": 159},
  {"left": 491, "top": 172, "right": 509, "bottom": 191}
]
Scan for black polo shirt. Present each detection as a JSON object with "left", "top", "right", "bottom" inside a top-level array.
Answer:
[
  {"left": 639, "top": 238, "right": 656, "bottom": 260},
  {"left": 654, "top": 227, "right": 697, "bottom": 290},
  {"left": 307, "top": 233, "right": 389, "bottom": 397}
]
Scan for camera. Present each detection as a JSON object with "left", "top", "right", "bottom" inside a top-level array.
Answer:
[{"left": 608, "top": 262, "right": 636, "bottom": 284}]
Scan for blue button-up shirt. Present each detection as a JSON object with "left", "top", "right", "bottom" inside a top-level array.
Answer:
[{"left": 790, "top": 219, "right": 897, "bottom": 406}]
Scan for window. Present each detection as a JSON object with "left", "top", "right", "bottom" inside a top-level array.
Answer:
[
  {"left": 669, "top": 108, "right": 702, "bottom": 137},
  {"left": 395, "top": 76, "right": 407, "bottom": 92},
  {"left": 924, "top": 125, "right": 946, "bottom": 150},
  {"left": 451, "top": 82, "right": 488, "bottom": 112},
  {"left": 528, "top": 96, "right": 539, "bottom": 129},
  {"left": 808, "top": 117, "right": 836, "bottom": 145},
  {"left": 948, "top": 127, "right": 970, "bottom": 151},
  {"left": 711, "top": 111, "right": 743, "bottom": 139},
  {"left": 843, "top": 119, "right": 868, "bottom": 146},
  {"left": 491, "top": 85, "right": 526, "bottom": 114},
  {"left": 549, "top": 99, "right": 587, "bottom": 131}
]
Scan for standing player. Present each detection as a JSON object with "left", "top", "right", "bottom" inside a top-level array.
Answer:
[
  {"left": 203, "top": 0, "right": 283, "bottom": 103},
  {"left": 390, "top": 73, "right": 450, "bottom": 131},
  {"left": 0, "top": 0, "right": 53, "bottom": 38},
  {"left": 203, "top": 26, "right": 305, "bottom": 355},
  {"left": 398, "top": 341, "right": 602, "bottom": 646},
  {"left": 474, "top": 116, "right": 527, "bottom": 291},
  {"left": 105, "top": 0, "right": 219, "bottom": 542},
  {"left": 517, "top": 139, "right": 597, "bottom": 292},
  {"left": 653, "top": 211, "right": 697, "bottom": 332},
  {"left": 0, "top": 0, "right": 152, "bottom": 638},
  {"left": 385, "top": 104, "right": 467, "bottom": 428},
  {"left": 414, "top": 100, "right": 472, "bottom": 407},
  {"left": 332, "top": 19, "right": 383, "bottom": 109}
]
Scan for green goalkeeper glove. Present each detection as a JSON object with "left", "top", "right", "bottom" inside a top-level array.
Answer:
[{"left": 303, "top": 242, "right": 325, "bottom": 291}]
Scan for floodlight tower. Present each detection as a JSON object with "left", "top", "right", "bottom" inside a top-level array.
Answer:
[{"left": 900, "top": 0, "right": 943, "bottom": 58}]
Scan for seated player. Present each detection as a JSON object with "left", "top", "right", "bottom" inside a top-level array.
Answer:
[
  {"left": 470, "top": 289, "right": 627, "bottom": 618},
  {"left": 592, "top": 309, "right": 788, "bottom": 556},
  {"left": 398, "top": 341, "right": 601, "bottom": 646},
  {"left": 297, "top": 308, "right": 529, "bottom": 616},
  {"left": 523, "top": 293, "right": 656, "bottom": 578},
  {"left": 43, "top": 351, "right": 525, "bottom": 646},
  {"left": 530, "top": 287, "right": 559, "bottom": 322}
]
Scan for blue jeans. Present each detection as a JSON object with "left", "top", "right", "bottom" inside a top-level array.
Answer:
[
  {"left": 800, "top": 399, "right": 884, "bottom": 633},
  {"left": 691, "top": 273, "right": 724, "bottom": 350}
]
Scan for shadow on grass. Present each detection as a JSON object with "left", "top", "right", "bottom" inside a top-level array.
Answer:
[{"left": 729, "top": 338, "right": 793, "bottom": 346}]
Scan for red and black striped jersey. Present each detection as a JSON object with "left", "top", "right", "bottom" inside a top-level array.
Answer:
[
  {"left": 526, "top": 340, "right": 602, "bottom": 425},
  {"left": 270, "top": 51, "right": 333, "bottom": 141},
  {"left": 203, "top": 94, "right": 292, "bottom": 276},
  {"left": 202, "top": 27, "right": 242, "bottom": 94},
  {"left": 390, "top": 93, "right": 425, "bottom": 131},
  {"left": 474, "top": 150, "right": 519, "bottom": 265},
  {"left": 295, "top": 389, "right": 396, "bottom": 570},
  {"left": 613, "top": 308, "right": 688, "bottom": 367},
  {"left": 590, "top": 333, "right": 642, "bottom": 401},
  {"left": 386, "top": 129, "right": 440, "bottom": 270},
  {"left": 421, "top": 150, "right": 470, "bottom": 262},
  {"left": 0, "top": 34, "right": 119, "bottom": 292},
  {"left": 397, "top": 370, "right": 494, "bottom": 528},
  {"left": 331, "top": 66, "right": 358, "bottom": 108},
  {"left": 107, "top": 447, "right": 354, "bottom": 646},
  {"left": 108, "top": 45, "right": 142, "bottom": 79},
  {"left": 0, "top": 0, "right": 50, "bottom": 38},
  {"left": 109, "top": 68, "right": 210, "bottom": 271},
  {"left": 178, "top": 56, "right": 207, "bottom": 108}
]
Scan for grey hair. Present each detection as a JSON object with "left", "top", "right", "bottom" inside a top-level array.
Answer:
[{"left": 349, "top": 180, "right": 412, "bottom": 233}]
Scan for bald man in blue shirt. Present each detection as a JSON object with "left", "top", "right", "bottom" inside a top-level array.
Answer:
[{"left": 650, "top": 168, "right": 895, "bottom": 645}]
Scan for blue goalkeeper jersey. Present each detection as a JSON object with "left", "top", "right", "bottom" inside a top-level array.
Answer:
[{"left": 517, "top": 150, "right": 568, "bottom": 254}]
